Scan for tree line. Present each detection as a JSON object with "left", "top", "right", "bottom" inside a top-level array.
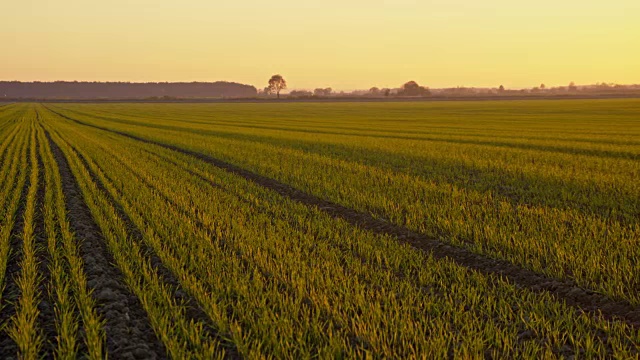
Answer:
[
  {"left": 265, "top": 75, "right": 640, "bottom": 99},
  {"left": 0, "top": 81, "right": 258, "bottom": 99},
  {"left": 263, "top": 75, "right": 432, "bottom": 98},
  {"left": 3, "top": 76, "right": 638, "bottom": 100}
]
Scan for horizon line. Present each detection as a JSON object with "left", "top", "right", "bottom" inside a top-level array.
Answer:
[{"left": 2, "top": 79, "right": 639, "bottom": 92}]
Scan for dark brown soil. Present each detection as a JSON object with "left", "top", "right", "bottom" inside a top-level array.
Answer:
[
  {"left": 43, "top": 106, "right": 640, "bottom": 330},
  {"left": 45, "top": 129, "right": 168, "bottom": 360}
]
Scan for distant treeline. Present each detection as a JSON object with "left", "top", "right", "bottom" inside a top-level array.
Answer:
[
  {"left": 0, "top": 81, "right": 257, "bottom": 99},
  {"left": 285, "top": 81, "right": 640, "bottom": 99}
]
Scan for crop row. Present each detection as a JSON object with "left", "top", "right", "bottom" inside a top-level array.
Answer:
[
  {"left": 0, "top": 106, "right": 104, "bottom": 359},
  {"left": 39, "top": 104, "right": 639, "bottom": 358}
]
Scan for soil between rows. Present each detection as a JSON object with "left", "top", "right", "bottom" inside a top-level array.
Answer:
[
  {"left": 45, "top": 129, "right": 168, "bottom": 360},
  {"left": 43, "top": 106, "right": 640, "bottom": 329}
]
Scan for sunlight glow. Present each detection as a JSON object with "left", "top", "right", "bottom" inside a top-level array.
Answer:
[{"left": 1, "top": 0, "right": 638, "bottom": 89}]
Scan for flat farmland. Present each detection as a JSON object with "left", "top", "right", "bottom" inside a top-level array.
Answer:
[{"left": 0, "top": 101, "right": 638, "bottom": 358}]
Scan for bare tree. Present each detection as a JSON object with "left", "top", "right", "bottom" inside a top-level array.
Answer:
[{"left": 267, "top": 75, "right": 287, "bottom": 98}]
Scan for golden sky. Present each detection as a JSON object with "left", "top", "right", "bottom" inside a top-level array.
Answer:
[{"left": 1, "top": 0, "right": 638, "bottom": 90}]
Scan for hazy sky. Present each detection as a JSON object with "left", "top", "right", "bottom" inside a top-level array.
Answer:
[{"left": 2, "top": 0, "right": 638, "bottom": 90}]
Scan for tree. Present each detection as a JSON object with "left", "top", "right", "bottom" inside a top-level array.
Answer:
[
  {"left": 540, "top": 83, "right": 546, "bottom": 90},
  {"left": 289, "top": 90, "right": 313, "bottom": 97},
  {"left": 498, "top": 85, "right": 505, "bottom": 92},
  {"left": 568, "top": 82, "right": 577, "bottom": 91},
  {"left": 266, "top": 75, "right": 287, "bottom": 98},
  {"left": 382, "top": 88, "right": 390, "bottom": 97},
  {"left": 369, "top": 87, "right": 380, "bottom": 95},
  {"left": 313, "top": 87, "right": 332, "bottom": 96},
  {"left": 399, "top": 81, "right": 430, "bottom": 96}
]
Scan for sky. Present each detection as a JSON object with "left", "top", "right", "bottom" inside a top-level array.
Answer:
[{"left": 1, "top": 0, "right": 639, "bottom": 91}]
